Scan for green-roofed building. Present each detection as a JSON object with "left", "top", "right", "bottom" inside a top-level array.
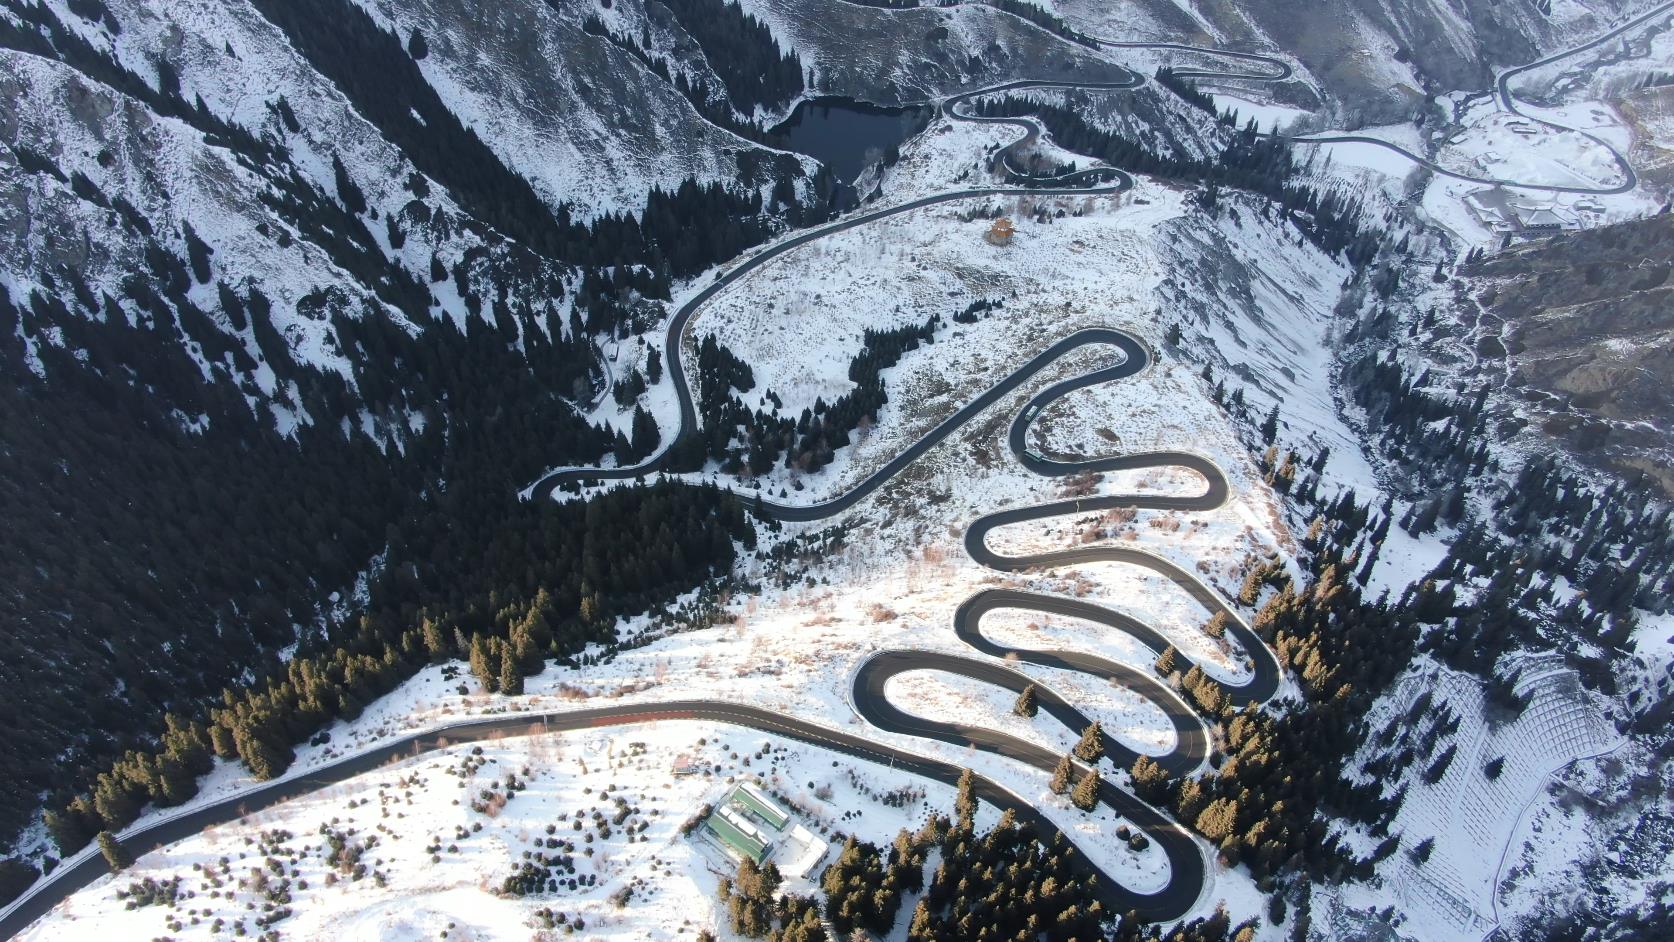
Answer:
[
  {"left": 731, "top": 782, "right": 790, "bottom": 831},
  {"left": 704, "top": 809, "right": 769, "bottom": 864}
]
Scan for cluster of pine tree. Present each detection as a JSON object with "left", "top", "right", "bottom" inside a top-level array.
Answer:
[
  {"left": 0, "top": 0, "right": 846, "bottom": 860},
  {"left": 903, "top": 770, "right": 1105, "bottom": 942},
  {"left": 972, "top": 98, "right": 1381, "bottom": 266},
  {"left": 40, "top": 481, "right": 754, "bottom": 857},
  {"left": 701, "top": 766, "right": 1303, "bottom": 942},
  {"left": 716, "top": 857, "right": 825, "bottom": 942},
  {"left": 1347, "top": 343, "right": 1672, "bottom": 692},
  {"left": 791, "top": 316, "right": 942, "bottom": 473},
  {"left": 820, "top": 833, "right": 925, "bottom": 934},
  {"left": 669, "top": 334, "right": 774, "bottom": 474},
  {"left": 579, "top": 15, "right": 769, "bottom": 145},
  {"left": 582, "top": 2, "right": 816, "bottom": 151},
  {"left": 952, "top": 297, "right": 1004, "bottom": 323},
  {"left": 243, "top": 0, "right": 582, "bottom": 257},
  {"left": 658, "top": 0, "right": 806, "bottom": 114},
  {"left": 924, "top": 0, "right": 1097, "bottom": 48},
  {"left": 1494, "top": 458, "right": 1674, "bottom": 621},
  {"left": 0, "top": 282, "right": 400, "bottom": 845},
  {"left": 677, "top": 314, "right": 948, "bottom": 478},
  {"left": 1345, "top": 351, "right": 1493, "bottom": 499},
  {"left": 1146, "top": 525, "right": 1420, "bottom": 887},
  {"left": 1153, "top": 68, "right": 1217, "bottom": 114}
]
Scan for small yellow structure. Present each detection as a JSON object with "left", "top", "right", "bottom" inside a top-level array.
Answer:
[{"left": 985, "top": 217, "right": 1015, "bottom": 246}]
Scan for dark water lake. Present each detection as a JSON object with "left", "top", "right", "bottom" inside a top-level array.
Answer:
[{"left": 771, "top": 97, "right": 934, "bottom": 182}]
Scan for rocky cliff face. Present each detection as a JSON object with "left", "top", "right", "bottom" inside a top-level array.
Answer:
[{"left": 1466, "top": 213, "right": 1674, "bottom": 493}]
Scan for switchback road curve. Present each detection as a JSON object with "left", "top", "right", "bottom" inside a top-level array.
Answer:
[
  {"left": 527, "top": 73, "right": 1141, "bottom": 502},
  {"left": 6, "top": 36, "right": 1307, "bottom": 939},
  {"left": 848, "top": 328, "right": 1283, "bottom": 918},
  {"left": 1283, "top": 1, "right": 1674, "bottom": 195},
  {"left": 473, "top": 41, "right": 1279, "bottom": 924}
]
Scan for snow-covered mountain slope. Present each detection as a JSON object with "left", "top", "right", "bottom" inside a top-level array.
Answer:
[
  {"left": 47, "top": 0, "right": 812, "bottom": 222},
  {"left": 15, "top": 170, "right": 1324, "bottom": 936},
  {"left": 742, "top": 0, "right": 1131, "bottom": 104},
  {"left": 1054, "top": 0, "right": 1640, "bottom": 123},
  {"left": 352, "top": 0, "right": 804, "bottom": 221},
  {"left": 0, "top": 0, "right": 1186, "bottom": 857},
  {"left": 2, "top": 48, "right": 404, "bottom": 388},
  {"left": 0, "top": 0, "right": 828, "bottom": 850}
]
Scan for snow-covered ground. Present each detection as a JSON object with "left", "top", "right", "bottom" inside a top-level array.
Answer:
[
  {"left": 695, "top": 185, "right": 1172, "bottom": 502},
  {"left": 1436, "top": 104, "right": 1625, "bottom": 189},
  {"left": 18, "top": 724, "right": 958, "bottom": 942},
  {"left": 1212, "top": 94, "right": 1311, "bottom": 133},
  {"left": 28, "top": 40, "right": 1637, "bottom": 938},
  {"left": 1334, "top": 658, "right": 1620, "bottom": 942},
  {"left": 21, "top": 133, "right": 1325, "bottom": 936}
]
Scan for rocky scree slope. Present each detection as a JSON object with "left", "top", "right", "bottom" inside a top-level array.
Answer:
[{"left": 1462, "top": 213, "right": 1674, "bottom": 495}]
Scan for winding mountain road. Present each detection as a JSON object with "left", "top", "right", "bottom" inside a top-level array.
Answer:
[
  {"left": 1282, "top": 1, "right": 1674, "bottom": 195},
  {"left": 11, "top": 8, "right": 1662, "bottom": 935},
  {"left": 529, "top": 56, "right": 1284, "bottom": 921}
]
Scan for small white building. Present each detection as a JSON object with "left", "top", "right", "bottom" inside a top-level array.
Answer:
[{"left": 1463, "top": 188, "right": 1581, "bottom": 234}]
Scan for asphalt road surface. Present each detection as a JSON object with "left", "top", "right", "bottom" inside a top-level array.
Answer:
[
  {"left": 1286, "top": 1, "right": 1674, "bottom": 195},
  {"left": 13, "top": 9, "right": 1664, "bottom": 933}
]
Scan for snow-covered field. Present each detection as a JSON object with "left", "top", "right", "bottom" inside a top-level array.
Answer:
[
  {"left": 19, "top": 724, "right": 957, "bottom": 942},
  {"left": 1436, "top": 104, "right": 1626, "bottom": 189},
  {"left": 694, "top": 184, "right": 1174, "bottom": 503},
  {"left": 1211, "top": 94, "right": 1311, "bottom": 133},
  {"left": 1335, "top": 658, "right": 1620, "bottom": 942}
]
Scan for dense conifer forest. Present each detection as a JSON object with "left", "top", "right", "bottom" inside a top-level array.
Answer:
[
  {"left": 676, "top": 308, "right": 971, "bottom": 478},
  {"left": 0, "top": 0, "right": 821, "bottom": 866},
  {"left": 657, "top": 0, "right": 806, "bottom": 115},
  {"left": 973, "top": 96, "right": 1381, "bottom": 266},
  {"left": 1345, "top": 293, "right": 1674, "bottom": 703},
  {"left": 709, "top": 767, "right": 1284, "bottom": 942}
]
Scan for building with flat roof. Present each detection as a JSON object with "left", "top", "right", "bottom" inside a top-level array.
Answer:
[
  {"left": 704, "top": 808, "right": 769, "bottom": 864},
  {"left": 690, "top": 781, "right": 827, "bottom": 877},
  {"left": 733, "top": 782, "right": 790, "bottom": 831}
]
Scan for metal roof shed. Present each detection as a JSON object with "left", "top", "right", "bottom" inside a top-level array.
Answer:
[
  {"left": 705, "top": 814, "right": 769, "bottom": 864},
  {"left": 734, "top": 782, "right": 790, "bottom": 831}
]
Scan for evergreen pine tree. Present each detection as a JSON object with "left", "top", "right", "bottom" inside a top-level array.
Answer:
[
  {"left": 43, "top": 808, "right": 95, "bottom": 856},
  {"left": 907, "top": 899, "right": 934, "bottom": 941},
  {"left": 1070, "top": 769, "right": 1101, "bottom": 811},
  {"left": 469, "top": 635, "right": 499, "bottom": 692},
  {"left": 953, "top": 768, "right": 977, "bottom": 829},
  {"left": 1204, "top": 611, "right": 1229, "bottom": 638},
  {"left": 97, "top": 831, "right": 132, "bottom": 871},
  {"left": 1154, "top": 645, "right": 1178, "bottom": 676},
  {"left": 1194, "top": 797, "right": 1241, "bottom": 842},
  {"left": 1012, "top": 683, "right": 1038, "bottom": 718},
  {"left": 498, "top": 642, "right": 524, "bottom": 696},
  {"left": 1072, "top": 722, "right": 1103, "bottom": 762},
  {"left": 1130, "top": 756, "right": 1170, "bottom": 804},
  {"left": 1049, "top": 754, "right": 1073, "bottom": 795},
  {"left": 630, "top": 405, "right": 660, "bottom": 460}
]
